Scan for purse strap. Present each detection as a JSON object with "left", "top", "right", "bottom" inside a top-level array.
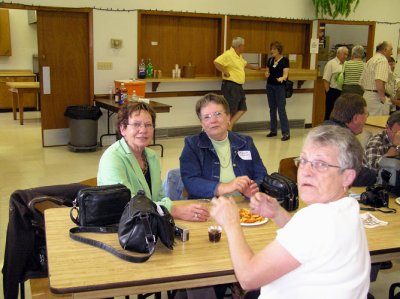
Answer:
[{"left": 69, "top": 218, "right": 156, "bottom": 263}]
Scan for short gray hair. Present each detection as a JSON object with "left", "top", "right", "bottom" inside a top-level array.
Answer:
[
  {"left": 352, "top": 45, "right": 365, "bottom": 58},
  {"left": 304, "top": 125, "right": 363, "bottom": 174},
  {"left": 337, "top": 46, "right": 348, "bottom": 54},
  {"left": 232, "top": 37, "right": 244, "bottom": 49}
]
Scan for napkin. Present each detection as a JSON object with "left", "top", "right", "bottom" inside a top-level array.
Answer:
[{"left": 360, "top": 212, "right": 388, "bottom": 229}]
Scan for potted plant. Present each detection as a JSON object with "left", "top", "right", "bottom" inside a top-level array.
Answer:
[{"left": 312, "top": 0, "right": 361, "bottom": 19}]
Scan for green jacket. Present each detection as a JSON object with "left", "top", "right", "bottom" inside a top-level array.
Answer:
[{"left": 97, "top": 138, "right": 172, "bottom": 211}]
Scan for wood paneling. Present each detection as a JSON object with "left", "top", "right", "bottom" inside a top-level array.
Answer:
[
  {"left": 228, "top": 16, "right": 312, "bottom": 68},
  {"left": 312, "top": 76, "right": 326, "bottom": 127},
  {"left": 138, "top": 11, "right": 224, "bottom": 77},
  {"left": 0, "top": 9, "right": 11, "bottom": 56}
]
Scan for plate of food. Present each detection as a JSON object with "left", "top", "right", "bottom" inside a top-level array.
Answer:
[
  {"left": 395, "top": 197, "right": 400, "bottom": 206},
  {"left": 239, "top": 208, "right": 268, "bottom": 226}
]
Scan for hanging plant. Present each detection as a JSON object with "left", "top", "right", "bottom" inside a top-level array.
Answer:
[{"left": 312, "top": 0, "right": 361, "bottom": 19}]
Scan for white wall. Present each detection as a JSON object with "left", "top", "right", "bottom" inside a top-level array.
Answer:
[{"left": 1, "top": 0, "right": 400, "bottom": 131}]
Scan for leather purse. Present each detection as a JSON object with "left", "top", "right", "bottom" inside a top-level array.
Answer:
[
  {"left": 261, "top": 172, "right": 299, "bottom": 211},
  {"left": 69, "top": 190, "right": 175, "bottom": 263},
  {"left": 70, "top": 184, "right": 131, "bottom": 227},
  {"left": 285, "top": 80, "right": 294, "bottom": 98}
]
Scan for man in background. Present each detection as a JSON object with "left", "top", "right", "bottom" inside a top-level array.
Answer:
[
  {"left": 360, "top": 41, "right": 393, "bottom": 116},
  {"left": 364, "top": 111, "right": 400, "bottom": 171},
  {"left": 214, "top": 37, "right": 261, "bottom": 130},
  {"left": 324, "top": 93, "right": 376, "bottom": 186},
  {"left": 323, "top": 46, "right": 349, "bottom": 120}
]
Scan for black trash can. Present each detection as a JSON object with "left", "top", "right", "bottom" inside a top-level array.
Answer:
[{"left": 64, "top": 105, "right": 102, "bottom": 152}]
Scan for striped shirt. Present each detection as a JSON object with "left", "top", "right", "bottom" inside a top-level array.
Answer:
[
  {"left": 343, "top": 60, "right": 365, "bottom": 85},
  {"left": 360, "top": 52, "right": 390, "bottom": 90}
]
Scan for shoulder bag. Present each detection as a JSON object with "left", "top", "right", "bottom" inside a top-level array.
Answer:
[
  {"left": 285, "top": 80, "right": 294, "bottom": 98},
  {"left": 261, "top": 172, "right": 299, "bottom": 211},
  {"left": 69, "top": 190, "right": 175, "bottom": 263},
  {"left": 70, "top": 184, "right": 131, "bottom": 227}
]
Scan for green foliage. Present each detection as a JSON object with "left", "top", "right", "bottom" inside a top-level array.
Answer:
[{"left": 311, "top": 0, "right": 361, "bottom": 19}]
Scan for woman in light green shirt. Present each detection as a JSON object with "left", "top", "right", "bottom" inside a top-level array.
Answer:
[{"left": 98, "top": 102, "right": 209, "bottom": 222}]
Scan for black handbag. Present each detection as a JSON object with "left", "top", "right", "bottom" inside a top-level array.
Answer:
[
  {"left": 69, "top": 190, "right": 175, "bottom": 263},
  {"left": 70, "top": 184, "right": 131, "bottom": 227},
  {"left": 285, "top": 80, "right": 294, "bottom": 98},
  {"left": 261, "top": 172, "right": 299, "bottom": 211}
]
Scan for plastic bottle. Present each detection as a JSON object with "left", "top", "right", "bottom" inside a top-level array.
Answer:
[
  {"left": 138, "top": 59, "right": 146, "bottom": 79},
  {"left": 114, "top": 87, "right": 120, "bottom": 103},
  {"left": 130, "top": 90, "right": 138, "bottom": 102},
  {"left": 119, "top": 83, "right": 127, "bottom": 105},
  {"left": 146, "top": 59, "right": 153, "bottom": 78}
]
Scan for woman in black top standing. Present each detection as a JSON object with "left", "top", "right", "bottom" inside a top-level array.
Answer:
[{"left": 265, "top": 41, "right": 290, "bottom": 141}]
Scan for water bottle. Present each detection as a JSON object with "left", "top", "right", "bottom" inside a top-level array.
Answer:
[
  {"left": 146, "top": 59, "right": 153, "bottom": 78},
  {"left": 119, "top": 83, "right": 127, "bottom": 105},
  {"left": 130, "top": 90, "right": 138, "bottom": 102},
  {"left": 138, "top": 59, "right": 146, "bottom": 79}
]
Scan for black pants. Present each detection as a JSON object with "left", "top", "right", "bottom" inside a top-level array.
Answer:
[{"left": 324, "top": 88, "right": 341, "bottom": 120}]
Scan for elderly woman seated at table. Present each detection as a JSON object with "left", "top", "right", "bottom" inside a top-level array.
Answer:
[
  {"left": 97, "top": 101, "right": 209, "bottom": 221},
  {"left": 180, "top": 93, "right": 267, "bottom": 200},
  {"left": 211, "top": 125, "right": 371, "bottom": 299}
]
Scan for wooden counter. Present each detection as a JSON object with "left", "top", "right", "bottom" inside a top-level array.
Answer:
[{"left": 145, "top": 68, "right": 318, "bottom": 91}]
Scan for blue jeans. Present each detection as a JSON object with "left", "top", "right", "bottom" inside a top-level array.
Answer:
[{"left": 266, "top": 84, "right": 290, "bottom": 135}]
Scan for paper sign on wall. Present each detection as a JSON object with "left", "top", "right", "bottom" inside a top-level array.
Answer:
[{"left": 310, "top": 38, "right": 319, "bottom": 54}]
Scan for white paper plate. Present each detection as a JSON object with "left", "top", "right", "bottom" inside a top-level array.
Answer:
[
  {"left": 240, "top": 218, "right": 269, "bottom": 227},
  {"left": 395, "top": 197, "right": 400, "bottom": 206}
]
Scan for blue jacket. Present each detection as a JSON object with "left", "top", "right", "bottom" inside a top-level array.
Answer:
[{"left": 179, "top": 131, "right": 267, "bottom": 199}]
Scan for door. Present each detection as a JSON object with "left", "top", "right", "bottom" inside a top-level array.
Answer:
[{"left": 37, "top": 10, "right": 92, "bottom": 146}]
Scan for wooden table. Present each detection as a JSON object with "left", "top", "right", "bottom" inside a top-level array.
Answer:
[
  {"left": 94, "top": 98, "right": 172, "bottom": 156},
  {"left": 45, "top": 197, "right": 400, "bottom": 298},
  {"left": 6, "top": 81, "right": 40, "bottom": 125}
]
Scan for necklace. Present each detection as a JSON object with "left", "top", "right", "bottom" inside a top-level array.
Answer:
[
  {"left": 218, "top": 147, "right": 232, "bottom": 168},
  {"left": 211, "top": 137, "right": 232, "bottom": 168},
  {"left": 141, "top": 152, "right": 148, "bottom": 175}
]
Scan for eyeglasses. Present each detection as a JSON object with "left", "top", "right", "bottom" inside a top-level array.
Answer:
[
  {"left": 201, "top": 111, "right": 224, "bottom": 122},
  {"left": 293, "top": 157, "right": 343, "bottom": 172},
  {"left": 127, "top": 122, "right": 154, "bottom": 129}
]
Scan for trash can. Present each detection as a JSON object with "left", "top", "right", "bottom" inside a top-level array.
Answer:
[{"left": 64, "top": 105, "right": 102, "bottom": 152}]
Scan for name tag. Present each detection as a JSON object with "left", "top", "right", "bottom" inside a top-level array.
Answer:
[{"left": 238, "top": 151, "right": 252, "bottom": 160}]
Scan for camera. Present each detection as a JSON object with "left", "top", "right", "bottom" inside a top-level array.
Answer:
[
  {"left": 174, "top": 225, "right": 189, "bottom": 242},
  {"left": 360, "top": 184, "right": 389, "bottom": 208}
]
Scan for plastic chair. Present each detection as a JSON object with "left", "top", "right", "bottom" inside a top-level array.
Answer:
[
  {"left": 278, "top": 156, "right": 298, "bottom": 183},
  {"left": 162, "top": 168, "right": 187, "bottom": 200}
]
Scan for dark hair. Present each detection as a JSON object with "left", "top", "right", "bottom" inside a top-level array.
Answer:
[
  {"left": 195, "top": 93, "right": 230, "bottom": 119},
  {"left": 376, "top": 41, "right": 390, "bottom": 52},
  {"left": 387, "top": 111, "right": 400, "bottom": 128},
  {"left": 117, "top": 101, "right": 156, "bottom": 129},
  {"left": 330, "top": 94, "right": 367, "bottom": 123},
  {"left": 270, "top": 41, "right": 283, "bottom": 54}
]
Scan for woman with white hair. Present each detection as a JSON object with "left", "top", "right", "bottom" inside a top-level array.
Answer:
[
  {"left": 210, "top": 125, "right": 370, "bottom": 299},
  {"left": 342, "top": 45, "right": 366, "bottom": 95}
]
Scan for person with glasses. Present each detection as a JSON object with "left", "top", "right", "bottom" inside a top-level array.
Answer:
[
  {"left": 210, "top": 125, "right": 370, "bottom": 299},
  {"left": 180, "top": 93, "right": 267, "bottom": 200},
  {"left": 98, "top": 101, "right": 209, "bottom": 222}
]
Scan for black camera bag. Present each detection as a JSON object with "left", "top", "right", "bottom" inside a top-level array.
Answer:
[{"left": 261, "top": 173, "right": 299, "bottom": 211}]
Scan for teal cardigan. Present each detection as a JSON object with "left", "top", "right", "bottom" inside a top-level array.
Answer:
[{"left": 97, "top": 138, "right": 172, "bottom": 211}]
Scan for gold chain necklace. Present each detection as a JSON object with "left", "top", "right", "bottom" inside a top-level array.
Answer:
[{"left": 216, "top": 146, "right": 232, "bottom": 168}]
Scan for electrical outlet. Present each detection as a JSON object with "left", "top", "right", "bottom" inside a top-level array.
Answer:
[{"left": 97, "top": 62, "right": 113, "bottom": 70}]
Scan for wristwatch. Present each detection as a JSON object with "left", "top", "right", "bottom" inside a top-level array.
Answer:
[{"left": 390, "top": 145, "right": 400, "bottom": 153}]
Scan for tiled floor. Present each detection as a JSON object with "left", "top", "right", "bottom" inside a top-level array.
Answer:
[{"left": 0, "top": 111, "right": 398, "bottom": 299}]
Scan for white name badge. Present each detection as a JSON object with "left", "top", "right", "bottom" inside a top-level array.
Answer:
[{"left": 238, "top": 151, "right": 252, "bottom": 160}]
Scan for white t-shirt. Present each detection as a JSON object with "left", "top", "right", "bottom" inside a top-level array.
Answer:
[{"left": 260, "top": 197, "right": 370, "bottom": 299}]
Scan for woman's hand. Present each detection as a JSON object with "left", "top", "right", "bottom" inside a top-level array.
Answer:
[
  {"left": 249, "top": 192, "right": 281, "bottom": 219},
  {"left": 171, "top": 203, "right": 209, "bottom": 222},
  {"left": 217, "top": 176, "right": 253, "bottom": 196},
  {"left": 249, "top": 192, "right": 291, "bottom": 228},
  {"left": 210, "top": 196, "right": 240, "bottom": 229},
  {"left": 265, "top": 70, "right": 270, "bottom": 78},
  {"left": 277, "top": 77, "right": 286, "bottom": 83},
  {"left": 242, "top": 180, "right": 259, "bottom": 198}
]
